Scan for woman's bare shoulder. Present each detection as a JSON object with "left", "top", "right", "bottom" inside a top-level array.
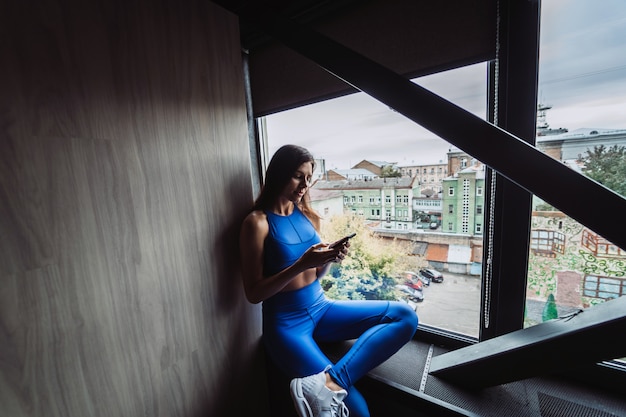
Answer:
[{"left": 242, "top": 210, "right": 268, "bottom": 232}]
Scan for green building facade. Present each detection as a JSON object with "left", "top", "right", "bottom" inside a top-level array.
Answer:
[
  {"left": 314, "top": 177, "right": 420, "bottom": 230},
  {"left": 441, "top": 167, "right": 485, "bottom": 236}
]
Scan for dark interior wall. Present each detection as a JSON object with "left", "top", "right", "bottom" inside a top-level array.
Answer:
[{"left": 0, "top": 1, "right": 267, "bottom": 416}]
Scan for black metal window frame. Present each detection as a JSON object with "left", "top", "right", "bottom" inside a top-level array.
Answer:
[{"left": 245, "top": 2, "right": 626, "bottom": 374}]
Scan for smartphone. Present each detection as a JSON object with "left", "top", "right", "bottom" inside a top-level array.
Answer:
[{"left": 328, "top": 232, "right": 356, "bottom": 249}]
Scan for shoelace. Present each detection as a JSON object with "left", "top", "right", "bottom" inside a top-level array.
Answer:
[{"left": 330, "top": 396, "right": 349, "bottom": 417}]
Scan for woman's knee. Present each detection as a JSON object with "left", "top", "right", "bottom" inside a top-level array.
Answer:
[{"left": 390, "top": 302, "right": 419, "bottom": 335}]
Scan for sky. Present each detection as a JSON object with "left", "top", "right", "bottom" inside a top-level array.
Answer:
[{"left": 265, "top": 0, "right": 626, "bottom": 170}]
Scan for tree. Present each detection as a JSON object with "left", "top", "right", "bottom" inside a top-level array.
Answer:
[
  {"left": 542, "top": 293, "right": 558, "bottom": 322},
  {"left": 380, "top": 165, "right": 401, "bottom": 178},
  {"left": 319, "top": 213, "right": 422, "bottom": 300},
  {"left": 578, "top": 145, "right": 626, "bottom": 197}
]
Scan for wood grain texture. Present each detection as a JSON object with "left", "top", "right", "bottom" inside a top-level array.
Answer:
[{"left": 0, "top": 1, "right": 266, "bottom": 416}]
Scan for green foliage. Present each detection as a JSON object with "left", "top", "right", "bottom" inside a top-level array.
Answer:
[
  {"left": 578, "top": 144, "right": 626, "bottom": 197},
  {"left": 380, "top": 165, "right": 402, "bottom": 178},
  {"left": 542, "top": 293, "right": 559, "bottom": 322},
  {"left": 320, "top": 213, "right": 422, "bottom": 301}
]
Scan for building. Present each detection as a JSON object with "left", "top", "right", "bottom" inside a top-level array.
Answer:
[
  {"left": 537, "top": 127, "right": 626, "bottom": 167},
  {"left": 413, "top": 195, "right": 443, "bottom": 227},
  {"left": 308, "top": 188, "right": 344, "bottom": 219},
  {"left": 324, "top": 168, "right": 377, "bottom": 181},
  {"left": 313, "top": 177, "right": 420, "bottom": 230},
  {"left": 351, "top": 159, "right": 397, "bottom": 176},
  {"left": 447, "top": 146, "right": 484, "bottom": 177},
  {"left": 442, "top": 164, "right": 486, "bottom": 236},
  {"left": 399, "top": 161, "right": 448, "bottom": 194}
]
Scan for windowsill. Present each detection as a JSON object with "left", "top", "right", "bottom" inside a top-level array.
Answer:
[{"left": 323, "top": 336, "right": 626, "bottom": 417}]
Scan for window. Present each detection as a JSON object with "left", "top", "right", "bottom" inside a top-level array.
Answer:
[
  {"left": 583, "top": 275, "right": 626, "bottom": 300},
  {"left": 264, "top": 62, "right": 490, "bottom": 339},
  {"left": 530, "top": 229, "right": 565, "bottom": 257},
  {"left": 523, "top": 4, "right": 626, "bottom": 383},
  {"left": 476, "top": 205, "right": 483, "bottom": 215}
]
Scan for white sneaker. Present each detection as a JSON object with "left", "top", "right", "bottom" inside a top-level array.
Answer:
[{"left": 290, "top": 367, "right": 349, "bottom": 417}]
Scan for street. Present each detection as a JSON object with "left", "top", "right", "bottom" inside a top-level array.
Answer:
[{"left": 406, "top": 271, "right": 482, "bottom": 338}]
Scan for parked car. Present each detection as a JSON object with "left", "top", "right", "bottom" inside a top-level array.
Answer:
[
  {"left": 419, "top": 268, "right": 444, "bottom": 283},
  {"left": 394, "top": 284, "right": 424, "bottom": 302},
  {"left": 404, "top": 270, "right": 429, "bottom": 286},
  {"left": 405, "top": 279, "right": 423, "bottom": 291}
]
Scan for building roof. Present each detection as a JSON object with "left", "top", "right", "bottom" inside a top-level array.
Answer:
[
  {"left": 328, "top": 168, "right": 377, "bottom": 178},
  {"left": 353, "top": 159, "right": 396, "bottom": 168},
  {"left": 308, "top": 188, "right": 343, "bottom": 202},
  {"left": 458, "top": 165, "right": 486, "bottom": 179},
  {"left": 536, "top": 127, "right": 626, "bottom": 143},
  {"left": 313, "top": 177, "right": 418, "bottom": 190}
]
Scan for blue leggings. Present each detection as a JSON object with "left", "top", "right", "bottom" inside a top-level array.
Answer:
[{"left": 263, "top": 280, "right": 418, "bottom": 417}]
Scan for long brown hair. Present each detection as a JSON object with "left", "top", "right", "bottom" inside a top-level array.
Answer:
[{"left": 253, "top": 144, "right": 321, "bottom": 226}]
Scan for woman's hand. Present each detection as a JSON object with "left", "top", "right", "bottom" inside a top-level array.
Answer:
[{"left": 299, "top": 241, "right": 350, "bottom": 270}]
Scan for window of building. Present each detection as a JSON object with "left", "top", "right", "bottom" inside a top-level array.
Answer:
[
  {"left": 448, "top": 187, "right": 455, "bottom": 196},
  {"left": 583, "top": 275, "right": 626, "bottom": 300},
  {"left": 530, "top": 229, "right": 565, "bottom": 257}
]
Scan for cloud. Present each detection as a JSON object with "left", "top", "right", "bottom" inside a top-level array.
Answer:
[{"left": 266, "top": 1, "right": 626, "bottom": 168}]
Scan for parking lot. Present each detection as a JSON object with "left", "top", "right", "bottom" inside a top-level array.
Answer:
[{"left": 404, "top": 271, "right": 482, "bottom": 338}]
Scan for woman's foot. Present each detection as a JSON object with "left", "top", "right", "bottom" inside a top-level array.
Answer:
[{"left": 290, "top": 367, "right": 349, "bottom": 417}]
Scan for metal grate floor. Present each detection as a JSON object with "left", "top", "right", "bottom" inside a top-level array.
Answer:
[{"left": 364, "top": 340, "right": 626, "bottom": 417}]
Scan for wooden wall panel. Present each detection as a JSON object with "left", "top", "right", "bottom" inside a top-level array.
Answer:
[{"left": 0, "top": 1, "right": 267, "bottom": 416}]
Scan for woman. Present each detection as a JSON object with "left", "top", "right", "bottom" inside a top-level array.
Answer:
[{"left": 240, "top": 144, "right": 418, "bottom": 417}]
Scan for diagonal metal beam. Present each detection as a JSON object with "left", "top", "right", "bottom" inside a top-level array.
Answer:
[{"left": 252, "top": 11, "right": 626, "bottom": 250}]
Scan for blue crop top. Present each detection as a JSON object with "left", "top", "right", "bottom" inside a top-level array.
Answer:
[{"left": 263, "top": 206, "right": 322, "bottom": 276}]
